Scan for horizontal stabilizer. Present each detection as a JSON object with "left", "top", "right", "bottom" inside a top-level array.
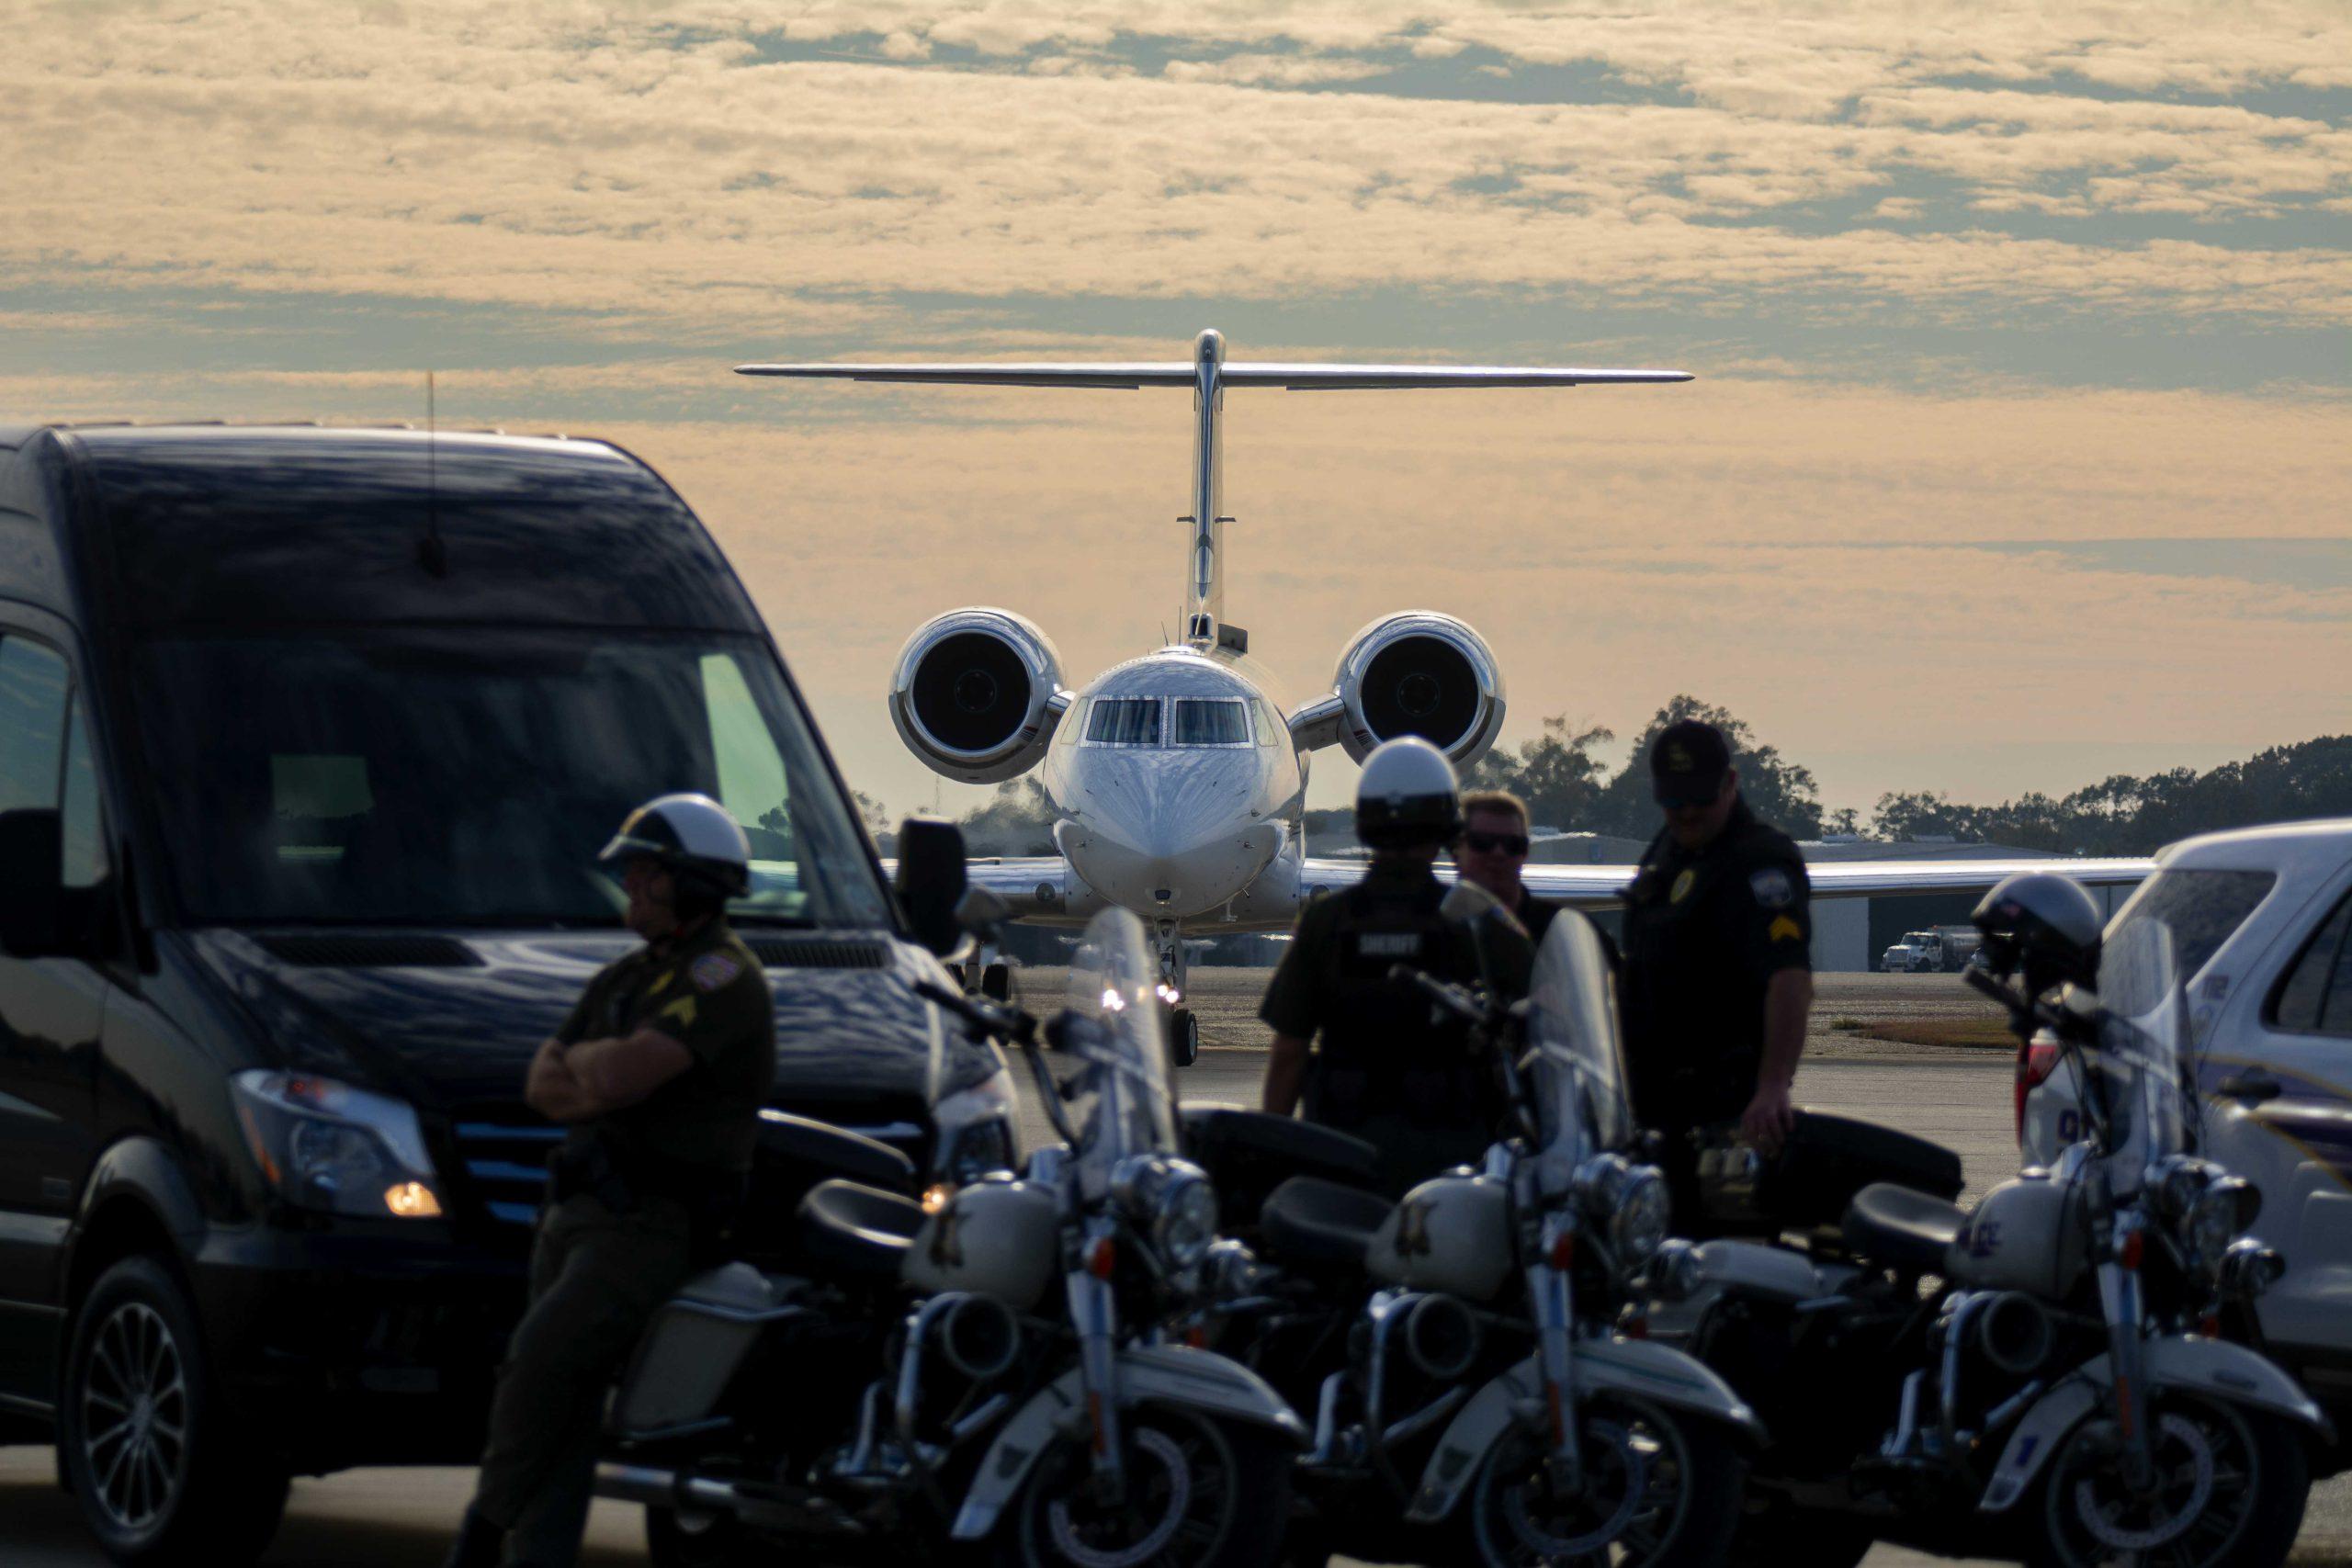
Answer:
[{"left": 734, "top": 362, "right": 1691, "bottom": 389}]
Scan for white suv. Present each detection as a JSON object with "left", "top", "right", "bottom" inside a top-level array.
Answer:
[{"left": 2020, "top": 818, "right": 2352, "bottom": 1456}]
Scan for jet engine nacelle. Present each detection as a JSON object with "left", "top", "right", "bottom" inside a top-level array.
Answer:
[
  {"left": 1329, "top": 611, "right": 1507, "bottom": 767},
  {"left": 889, "top": 608, "right": 1068, "bottom": 784}
]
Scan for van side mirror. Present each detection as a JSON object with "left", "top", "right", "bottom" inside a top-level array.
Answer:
[
  {"left": 895, "top": 816, "right": 969, "bottom": 958},
  {"left": 0, "top": 809, "right": 67, "bottom": 960}
]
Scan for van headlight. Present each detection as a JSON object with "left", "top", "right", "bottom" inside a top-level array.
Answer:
[
  {"left": 933, "top": 1067, "right": 1022, "bottom": 1184},
  {"left": 231, "top": 1070, "right": 443, "bottom": 1219}
]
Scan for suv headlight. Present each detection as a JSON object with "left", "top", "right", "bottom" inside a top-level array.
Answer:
[
  {"left": 231, "top": 1070, "right": 443, "bottom": 1219},
  {"left": 933, "top": 1067, "right": 1022, "bottom": 1184}
]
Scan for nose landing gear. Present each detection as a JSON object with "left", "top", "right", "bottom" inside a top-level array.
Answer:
[{"left": 1155, "top": 923, "right": 1200, "bottom": 1067}]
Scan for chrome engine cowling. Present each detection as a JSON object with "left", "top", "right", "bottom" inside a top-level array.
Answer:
[
  {"left": 889, "top": 608, "right": 1067, "bottom": 784},
  {"left": 1328, "top": 611, "right": 1506, "bottom": 766}
]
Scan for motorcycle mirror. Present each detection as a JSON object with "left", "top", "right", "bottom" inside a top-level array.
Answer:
[
  {"left": 956, "top": 886, "right": 1012, "bottom": 942},
  {"left": 1438, "top": 881, "right": 1504, "bottom": 925}
]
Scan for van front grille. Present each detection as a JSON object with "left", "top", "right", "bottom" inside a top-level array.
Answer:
[
  {"left": 745, "top": 937, "right": 890, "bottom": 969},
  {"left": 450, "top": 1121, "right": 561, "bottom": 1231}
]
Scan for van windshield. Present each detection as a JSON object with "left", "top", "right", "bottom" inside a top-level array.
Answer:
[{"left": 133, "top": 630, "right": 894, "bottom": 929}]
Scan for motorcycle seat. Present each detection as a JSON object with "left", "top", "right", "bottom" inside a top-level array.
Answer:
[
  {"left": 1843, "top": 1181, "right": 1967, "bottom": 1274},
  {"left": 796, "top": 1179, "right": 924, "bottom": 1283},
  {"left": 1261, "top": 1176, "right": 1394, "bottom": 1273}
]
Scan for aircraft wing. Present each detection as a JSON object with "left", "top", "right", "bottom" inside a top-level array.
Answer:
[
  {"left": 879, "top": 856, "right": 1075, "bottom": 921},
  {"left": 1300, "top": 856, "right": 2155, "bottom": 911}
]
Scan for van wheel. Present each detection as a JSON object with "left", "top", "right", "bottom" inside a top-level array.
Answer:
[{"left": 60, "top": 1257, "right": 288, "bottom": 1565}]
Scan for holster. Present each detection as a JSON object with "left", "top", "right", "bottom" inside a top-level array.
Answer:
[{"left": 547, "top": 1132, "right": 746, "bottom": 1263}]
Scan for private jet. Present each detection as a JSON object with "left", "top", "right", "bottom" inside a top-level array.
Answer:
[{"left": 739, "top": 331, "right": 2151, "bottom": 1058}]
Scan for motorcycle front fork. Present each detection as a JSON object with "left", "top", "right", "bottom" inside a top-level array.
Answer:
[
  {"left": 1068, "top": 1261, "right": 1128, "bottom": 1499},
  {"left": 2096, "top": 1232, "right": 2158, "bottom": 1493},
  {"left": 1529, "top": 1235, "right": 1585, "bottom": 1492}
]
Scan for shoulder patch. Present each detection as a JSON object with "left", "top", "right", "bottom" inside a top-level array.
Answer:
[
  {"left": 691, "top": 953, "right": 744, "bottom": 992},
  {"left": 1749, "top": 868, "right": 1794, "bottom": 909}
]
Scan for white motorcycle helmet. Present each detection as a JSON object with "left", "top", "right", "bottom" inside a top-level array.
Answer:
[
  {"left": 1356, "top": 737, "right": 1462, "bottom": 849},
  {"left": 599, "top": 793, "right": 753, "bottom": 900}
]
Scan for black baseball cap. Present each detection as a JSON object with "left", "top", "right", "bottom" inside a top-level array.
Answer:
[{"left": 1649, "top": 719, "right": 1733, "bottom": 807}]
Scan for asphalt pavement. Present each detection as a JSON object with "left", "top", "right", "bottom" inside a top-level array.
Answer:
[{"left": 6, "top": 973, "right": 2346, "bottom": 1565}]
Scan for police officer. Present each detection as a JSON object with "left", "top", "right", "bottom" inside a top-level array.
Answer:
[
  {"left": 1260, "top": 739, "right": 1532, "bottom": 1195},
  {"left": 445, "top": 794, "right": 774, "bottom": 1568},
  {"left": 1619, "top": 720, "right": 1813, "bottom": 1216},
  {"left": 1455, "top": 787, "right": 1564, "bottom": 943}
]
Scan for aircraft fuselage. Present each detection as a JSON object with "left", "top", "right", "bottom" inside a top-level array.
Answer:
[{"left": 1038, "top": 645, "right": 1306, "bottom": 930}]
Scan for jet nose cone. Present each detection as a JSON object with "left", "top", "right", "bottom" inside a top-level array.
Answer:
[{"left": 1062, "top": 755, "right": 1279, "bottom": 918}]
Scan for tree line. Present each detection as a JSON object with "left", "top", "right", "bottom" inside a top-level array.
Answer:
[
  {"left": 1467, "top": 697, "right": 2352, "bottom": 857},
  {"left": 933, "top": 694, "right": 2352, "bottom": 859}
]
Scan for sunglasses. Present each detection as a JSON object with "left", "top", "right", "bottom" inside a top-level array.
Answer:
[{"left": 1460, "top": 830, "right": 1530, "bottom": 855}]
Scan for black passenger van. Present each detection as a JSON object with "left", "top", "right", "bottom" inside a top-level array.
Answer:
[{"left": 0, "top": 424, "right": 1014, "bottom": 1560}]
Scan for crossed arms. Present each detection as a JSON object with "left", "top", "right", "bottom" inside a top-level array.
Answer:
[{"left": 526, "top": 1030, "right": 695, "bottom": 1122}]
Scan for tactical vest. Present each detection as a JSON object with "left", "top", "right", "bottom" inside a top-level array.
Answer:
[{"left": 1305, "top": 877, "right": 1488, "bottom": 1130}]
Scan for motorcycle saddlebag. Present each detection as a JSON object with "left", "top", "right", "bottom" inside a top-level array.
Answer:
[
  {"left": 1182, "top": 1106, "right": 1380, "bottom": 1238},
  {"left": 1700, "top": 1111, "right": 1963, "bottom": 1235}
]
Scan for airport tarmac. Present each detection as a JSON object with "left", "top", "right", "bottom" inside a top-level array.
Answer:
[{"left": 4, "top": 974, "right": 2346, "bottom": 1566}]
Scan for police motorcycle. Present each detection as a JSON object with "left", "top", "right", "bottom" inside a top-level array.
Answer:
[
  {"left": 1655, "top": 874, "right": 2328, "bottom": 1568},
  {"left": 1189, "top": 887, "right": 1758, "bottom": 1568},
  {"left": 594, "top": 905, "right": 1303, "bottom": 1568}
]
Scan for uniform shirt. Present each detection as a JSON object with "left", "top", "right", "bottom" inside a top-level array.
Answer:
[
  {"left": 1259, "top": 857, "right": 1532, "bottom": 1118},
  {"left": 555, "top": 917, "right": 775, "bottom": 1174},
  {"left": 1618, "top": 799, "right": 1810, "bottom": 1125}
]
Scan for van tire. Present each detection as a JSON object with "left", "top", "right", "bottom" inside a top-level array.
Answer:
[{"left": 59, "top": 1256, "right": 289, "bottom": 1565}]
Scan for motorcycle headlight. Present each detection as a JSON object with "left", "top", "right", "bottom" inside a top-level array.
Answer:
[
  {"left": 1610, "top": 1168, "right": 1672, "bottom": 1268},
  {"left": 231, "top": 1070, "right": 443, "bottom": 1220},
  {"left": 1111, "top": 1155, "right": 1220, "bottom": 1271},
  {"left": 1157, "top": 1174, "right": 1220, "bottom": 1271},
  {"left": 933, "top": 1068, "right": 1022, "bottom": 1184},
  {"left": 2186, "top": 1178, "right": 2261, "bottom": 1279},
  {"left": 1571, "top": 1154, "right": 1670, "bottom": 1269}
]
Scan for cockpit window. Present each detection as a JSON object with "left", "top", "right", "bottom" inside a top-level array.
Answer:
[
  {"left": 1085, "top": 698, "right": 1161, "bottom": 746},
  {"left": 1171, "top": 699, "right": 1250, "bottom": 747}
]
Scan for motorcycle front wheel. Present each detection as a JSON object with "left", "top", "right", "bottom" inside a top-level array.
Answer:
[
  {"left": 1001, "top": 1406, "right": 1292, "bottom": 1568},
  {"left": 1466, "top": 1393, "right": 1745, "bottom": 1568},
  {"left": 2027, "top": 1393, "right": 2309, "bottom": 1568}
]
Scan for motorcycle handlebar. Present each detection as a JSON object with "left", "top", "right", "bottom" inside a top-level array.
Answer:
[
  {"left": 912, "top": 978, "right": 1038, "bottom": 1048},
  {"left": 1388, "top": 964, "right": 1487, "bottom": 1022}
]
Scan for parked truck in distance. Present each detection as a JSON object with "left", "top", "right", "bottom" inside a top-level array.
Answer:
[{"left": 1879, "top": 924, "right": 1984, "bottom": 973}]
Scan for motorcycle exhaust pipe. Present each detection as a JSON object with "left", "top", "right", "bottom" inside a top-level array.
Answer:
[
  {"left": 937, "top": 1292, "right": 1022, "bottom": 1382},
  {"left": 1401, "top": 1293, "right": 1481, "bottom": 1382},
  {"left": 1974, "top": 1291, "right": 2056, "bottom": 1377},
  {"left": 596, "top": 1463, "right": 846, "bottom": 1534}
]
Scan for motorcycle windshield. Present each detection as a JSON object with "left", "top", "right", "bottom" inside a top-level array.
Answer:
[
  {"left": 1525, "top": 914, "right": 1635, "bottom": 1171},
  {"left": 2089, "top": 916, "right": 2198, "bottom": 1179},
  {"left": 1062, "top": 908, "right": 1179, "bottom": 1199}
]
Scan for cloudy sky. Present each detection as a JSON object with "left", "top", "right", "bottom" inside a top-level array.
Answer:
[{"left": 6, "top": 1, "right": 2348, "bottom": 819}]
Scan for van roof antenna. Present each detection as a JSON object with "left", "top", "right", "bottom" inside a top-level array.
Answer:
[{"left": 417, "top": 369, "right": 449, "bottom": 578}]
